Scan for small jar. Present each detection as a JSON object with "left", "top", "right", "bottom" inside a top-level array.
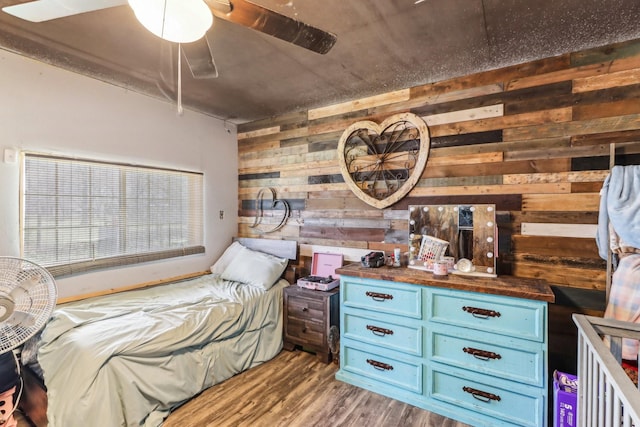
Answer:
[
  {"left": 442, "top": 256, "right": 455, "bottom": 271},
  {"left": 432, "top": 261, "right": 448, "bottom": 277}
]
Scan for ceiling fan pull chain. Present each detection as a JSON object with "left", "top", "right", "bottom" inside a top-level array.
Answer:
[{"left": 177, "top": 43, "right": 183, "bottom": 116}]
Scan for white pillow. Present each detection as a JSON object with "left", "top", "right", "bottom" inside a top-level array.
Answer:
[
  {"left": 220, "top": 245, "right": 288, "bottom": 290},
  {"left": 210, "top": 241, "right": 245, "bottom": 276}
]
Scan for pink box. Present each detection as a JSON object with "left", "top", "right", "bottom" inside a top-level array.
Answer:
[
  {"left": 553, "top": 370, "right": 577, "bottom": 427},
  {"left": 297, "top": 252, "right": 343, "bottom": 291},
  {"left": 311, "top": 252, "right": 343, "bottom": 279}
]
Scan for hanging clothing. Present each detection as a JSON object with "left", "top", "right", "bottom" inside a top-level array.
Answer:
[
  {"left": 597, "top": 165, "right": 640, "bottom": 260},
  {"left": 604, "top": 254, "right": 640, "bottom": 360},
  {"left": 598, "top": 165, "right": 640, "bottom": 360}
]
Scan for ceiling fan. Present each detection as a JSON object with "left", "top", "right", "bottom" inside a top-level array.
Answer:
[{"left": 1, "top": 0, "right": 337, "bottom": 79}]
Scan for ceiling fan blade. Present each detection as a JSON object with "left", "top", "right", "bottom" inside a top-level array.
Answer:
[
  {"left": 207, "top": 0, "right": 232, "bottom": 14},
  {"left": 207, "top": 0, "right": 336, "bottom": 55},
  {"left": 182, "top": 37, "right": 218, "bottom": 79},
  {"left": 2, "top": 0, "right": 127, "bottom": 22}
]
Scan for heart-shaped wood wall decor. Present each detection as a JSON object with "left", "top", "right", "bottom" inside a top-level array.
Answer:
[{"left": 337, "top": 112, "right": 431, "bottom": 209}]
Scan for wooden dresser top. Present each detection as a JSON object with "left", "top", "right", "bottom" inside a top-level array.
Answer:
[{"left": 336, "top": 263, "right": 555, "bottom": 303}]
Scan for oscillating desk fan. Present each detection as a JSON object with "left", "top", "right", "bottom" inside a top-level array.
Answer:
[{"left": 0, "top": 257, "right": 57, "bottom": 427}]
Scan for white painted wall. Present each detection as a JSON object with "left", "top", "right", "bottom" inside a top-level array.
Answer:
[{"left": 0, "top": 50, "right": 238, "bottom": 299}]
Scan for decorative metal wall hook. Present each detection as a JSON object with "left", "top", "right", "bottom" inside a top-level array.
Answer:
[{"left": 250, "top": 187, "right": 290, "bottom": 233}]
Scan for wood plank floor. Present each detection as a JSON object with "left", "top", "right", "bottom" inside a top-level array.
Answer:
[{"left": 164, "top": 349, "right": 470, "bottom": 427}]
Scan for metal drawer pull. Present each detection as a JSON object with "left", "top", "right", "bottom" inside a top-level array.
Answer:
[
  {"left": 302, "top": 307, "right": 308, "bottom": 312},
  {"left": 366, "top": 359, "right": 394, "bottom": 371},
  {"left": 462, "top": 306, "right": 501, "bottom": 318},
  {"left": 366, "top": 325, "right": 394, "bottom": 336},
  {"left": 463, "top": 347, "right": 502, "bottom": 361},
  {"left": 366, "top": 291, "right": 394, "bottom": 301},
  {"left": 462, "top": 386, "right": 501, "bottom": 403}
]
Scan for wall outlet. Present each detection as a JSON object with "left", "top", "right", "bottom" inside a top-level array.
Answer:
[
  {"left": 219, "top": 210, "right": 224, "bottom": 220},
  {"left": 4, "top": 148, "right": 17, "bottom": 164}
]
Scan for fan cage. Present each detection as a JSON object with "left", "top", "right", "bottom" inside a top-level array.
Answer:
[{"left": 0, "top": 257, "right": 57, "bottom": 354}]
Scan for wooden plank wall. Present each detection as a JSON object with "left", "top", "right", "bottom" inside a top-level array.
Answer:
[{"left": 236, "top": 38, "right": 640, "bottom": 371}]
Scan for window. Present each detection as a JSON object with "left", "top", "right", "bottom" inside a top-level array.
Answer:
[{"left": 22, "top": 153, "right": 204, "bottom": 277}]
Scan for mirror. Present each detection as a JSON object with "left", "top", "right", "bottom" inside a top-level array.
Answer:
[{"left": 408, "top": 204, "right": 497, "bottom": 277}]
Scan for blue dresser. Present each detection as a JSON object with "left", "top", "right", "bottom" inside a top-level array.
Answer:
[{"left": 335, "top": 264, "right": 554, "bottom": 427}]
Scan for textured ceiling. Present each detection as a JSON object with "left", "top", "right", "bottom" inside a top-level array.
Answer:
[{"left": 1, "top": 0, "right": 640, "bottom": 124}]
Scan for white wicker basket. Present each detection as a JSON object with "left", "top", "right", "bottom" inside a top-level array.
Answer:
[{"left": 417, "top": 235, "right": 449, "bottom": 262}]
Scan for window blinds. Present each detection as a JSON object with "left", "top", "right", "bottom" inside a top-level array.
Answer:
[{"left": 22, "top": 153, "right": 204, "bottom": 277}]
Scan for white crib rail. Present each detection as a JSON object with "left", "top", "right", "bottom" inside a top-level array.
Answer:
[{"left": 573, "top": 314, "right": 640, "bottom": 427}]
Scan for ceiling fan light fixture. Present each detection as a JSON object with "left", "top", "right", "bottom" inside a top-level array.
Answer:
[{"left": 128, "top": 0, "right": 213, "bottom": 43}]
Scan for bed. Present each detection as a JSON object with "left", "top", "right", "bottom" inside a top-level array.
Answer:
[
  {"left": 573, "top": 314, "right": 640, "bottom": 426},
  {"left": 20, "top": 238, "right": 297, "bottom": 427}
]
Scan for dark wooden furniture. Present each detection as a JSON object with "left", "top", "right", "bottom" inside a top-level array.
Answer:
[{"left": 283, "top": 286, "right": 340, "bottom": 363}]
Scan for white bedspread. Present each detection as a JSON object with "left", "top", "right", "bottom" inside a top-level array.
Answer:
[{"left": 36, "top": 275, "right": 286, "bottom": 427}]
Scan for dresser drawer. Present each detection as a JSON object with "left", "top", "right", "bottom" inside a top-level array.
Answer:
[
  {"left": 429, "top": 366, "right": 544, "bottom": 427},
  {"left": 342, "top": 343, "right": 422, "bottom": 394},
  {"left": 429, "top": 326, "right": 544, "bottom": 387},
  {"left": 428, "top": 289, "right": 546, "bottom": 342},
  {"left": 342, "top": 277, "right": 421, "bottom": 319},
  {"left": 343, "top": 312, "right": 422, "bottom": 356}
]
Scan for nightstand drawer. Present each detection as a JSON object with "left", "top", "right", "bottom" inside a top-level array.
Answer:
[
  {"left": 342, "top": 344, "right": 422, "bottom": 394},
  {"left": 429, "top": 289, "right": 545, "bottom": 342},
  {"left": 287, "top": 294, "right": 326, "bottom": 320},
  {"left": 285, "top": 317, "right": 324, "bottom": 346},
  {"left": 343, "top": 312, "right": 422, "bottom": 356},
  {"left": 342, "top": 278, "right": 421, "bottom": 319},
  {"left": 430, "top": 366, "right": 544, "bottom": 427},
  {"left": 429, "top": 327, "right": 544, "bottom": 387}
]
